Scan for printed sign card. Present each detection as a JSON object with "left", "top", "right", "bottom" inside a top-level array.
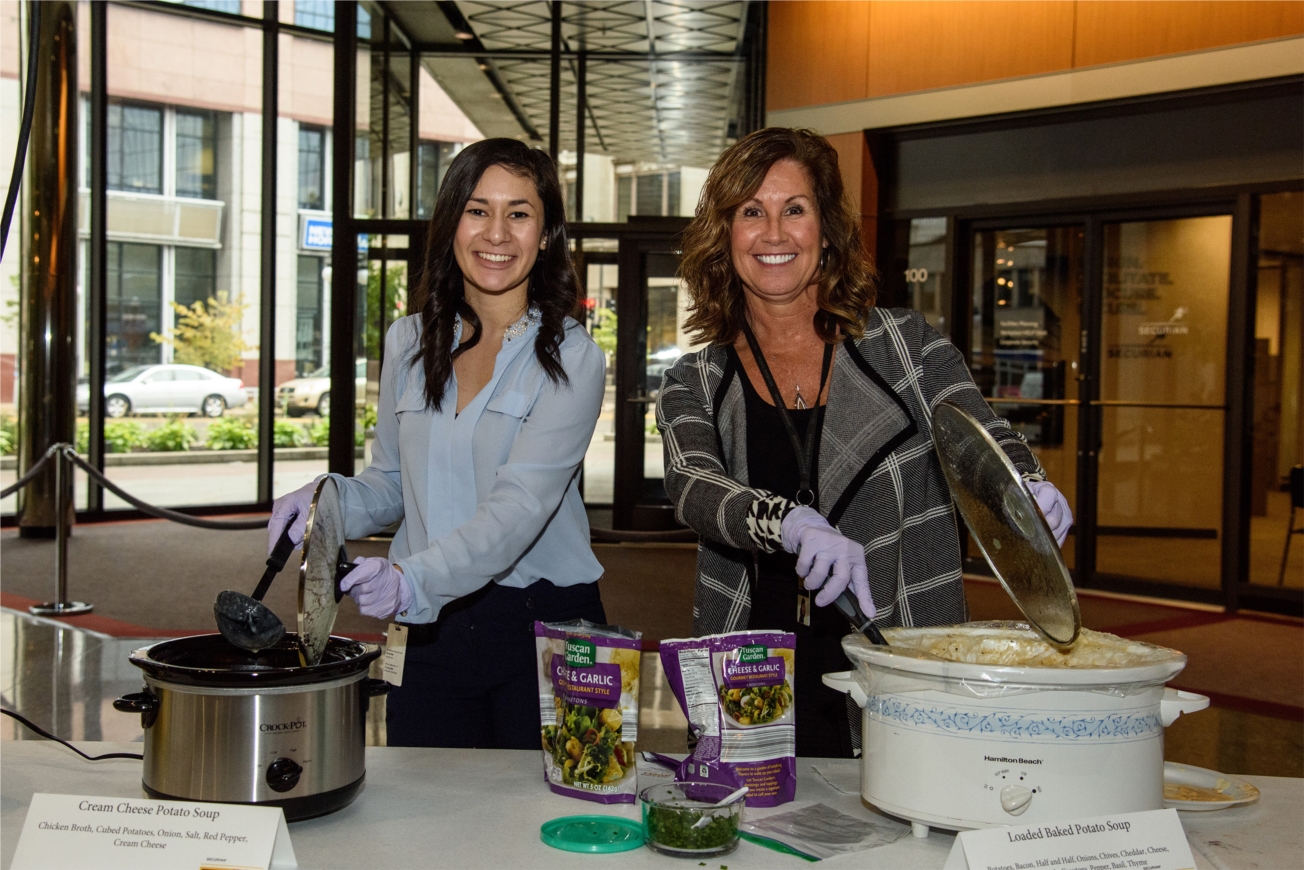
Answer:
[
  {"left": 11, "top": 793, "right": 297, "bottom": 870},
  {"left": 943, "top": 809, "right": 1195, "bottom": 870}
]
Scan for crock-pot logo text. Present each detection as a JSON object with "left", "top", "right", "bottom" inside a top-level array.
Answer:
[{"left": 260, "top": 717, "right": 307, "bottom": 733}]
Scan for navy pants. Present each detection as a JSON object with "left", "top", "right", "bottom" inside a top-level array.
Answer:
[{"left": 386, "top": 580, "right": 605, "bottom": 749}]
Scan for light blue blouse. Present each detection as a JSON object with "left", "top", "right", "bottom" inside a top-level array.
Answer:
[{"left": 329, "top": 312, "right": 606, "bottom": 624}]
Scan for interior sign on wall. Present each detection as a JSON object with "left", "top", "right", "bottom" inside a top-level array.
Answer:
[
  {"left": 1105, "top": 255, "right": 1173, "bottom": 316},
  {"left": 1138, "top": 306, "right": 1190, "bottom": 337}
]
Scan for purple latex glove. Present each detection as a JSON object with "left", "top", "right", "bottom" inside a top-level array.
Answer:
[
  {"left": 1028, "top": 480, "right": 1073, "bottom": 547},
  {"left": 780, "top": 506, "right": 875, "bottom": 617},
  {"left": 340, "top": 557, "right": 413, "bottom": 620},
  {"left": 267, "top": 477, "right": 322, "bottom": 554}
]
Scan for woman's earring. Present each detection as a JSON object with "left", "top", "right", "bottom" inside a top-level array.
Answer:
[{"left": 820, "top": 249, "right": 829, "bottom": 271}]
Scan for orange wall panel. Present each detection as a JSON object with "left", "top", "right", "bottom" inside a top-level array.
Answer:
[
  {"left": 867, "top": 1, "right": 1075, "bottom": 97},
  {"left": 1074, "top": 1, "right": 1304, "bottom": 68},
  {"left": 767, "top": 1, "right": 869, "bottom": 111}
]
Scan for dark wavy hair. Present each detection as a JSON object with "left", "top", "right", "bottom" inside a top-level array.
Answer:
[
  {"left": 679, "top": 127, "right": 878, "bottom": 346},
  {"left": 409, "top": 138, "right": 578, "bottom": 410}
]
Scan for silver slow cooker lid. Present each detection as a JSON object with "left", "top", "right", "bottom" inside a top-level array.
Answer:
[
  {"left": 932, "top": 402, "right": 1081, "bottom": 646},
  {"left": 128, "top": 633, "right": 379, "bottom": 688},
  {"left": 299, "top": 476, "right": 346, "bottom": 667}
]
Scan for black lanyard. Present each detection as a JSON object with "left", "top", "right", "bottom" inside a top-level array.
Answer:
[{"left": 740, "top": 322, "right": 833, "bottom": 507}]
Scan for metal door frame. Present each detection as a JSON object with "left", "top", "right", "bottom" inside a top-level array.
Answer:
[{"left": 957, "top": 199, "right": 1251, "bottom": 608}]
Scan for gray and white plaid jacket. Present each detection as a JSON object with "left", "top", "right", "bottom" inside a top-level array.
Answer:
[{"left": 656, "top": 307, "right": 1046, "bottom": 637}]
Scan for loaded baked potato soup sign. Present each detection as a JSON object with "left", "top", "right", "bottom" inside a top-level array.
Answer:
[{"left": 11, "top": 793, "right": 295, "bottom": 869}]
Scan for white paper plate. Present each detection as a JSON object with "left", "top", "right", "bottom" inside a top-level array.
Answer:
[{"left": 1163, "top": 762, "right": 1260, "bottom": 811}]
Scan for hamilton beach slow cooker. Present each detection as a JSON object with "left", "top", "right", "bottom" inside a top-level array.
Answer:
[
  {"left": 824, "top": 623, "right": 1209, "bottom": 836},
  {"left": 114, "top": 633, "right": 390, "bottom": 821}
]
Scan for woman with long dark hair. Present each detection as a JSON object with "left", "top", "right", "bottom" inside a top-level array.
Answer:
[{"left": 268, "top": 138, "right": 607, "bottom": 748}]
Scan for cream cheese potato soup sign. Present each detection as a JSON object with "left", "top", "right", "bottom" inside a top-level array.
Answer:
[
  {"left": 11, "top": 793, "right": 296, "bottom": 869},
  {"left": 944, "top": 809, "right": 1194, "bottom": 870}
]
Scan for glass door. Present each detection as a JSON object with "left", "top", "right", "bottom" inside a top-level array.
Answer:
[
  {"left": 969, "top": 225, "right": 1085, "bottom": 569},
  {"left": 612, "top": 233, "right": 698, "bottom": 529},
  {"left": 1091, "top": 215, "right": 1233, "bottom": 592}
]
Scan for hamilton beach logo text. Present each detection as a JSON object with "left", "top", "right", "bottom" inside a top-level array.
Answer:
[
  {"left": 985, "top": 755, "right": 1042, "bottom": 765},
  {"left": 260, "top": 717, "right": 307, "bottom": 733}
]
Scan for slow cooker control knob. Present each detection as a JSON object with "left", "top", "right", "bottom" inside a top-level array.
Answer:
[
  {"left": 266, "top": 758, "right": 302, "bottom": 793},
  {"left": 1000, "top": 784, "right": 1033, "bottom": 816}
]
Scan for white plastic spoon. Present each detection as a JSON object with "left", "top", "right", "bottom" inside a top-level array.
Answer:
[{"left": 691, "top": 785, "right": 749, "bottom": 828}]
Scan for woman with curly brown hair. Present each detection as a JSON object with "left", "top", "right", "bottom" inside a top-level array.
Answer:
[
  {"left": 268, "top": 138, "right": 606, "bottom": 748},
  {"left": 657, "top": 127, "right": 1072, "bottom": 756}
]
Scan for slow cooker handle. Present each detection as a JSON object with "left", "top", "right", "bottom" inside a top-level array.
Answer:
[
  {"left": 821, "top": 671, "right": 869, "bottom": 707},
  {"left": 1160, "top": 688, "right": 1209, "bottom": 727},
  {"left": 365, "top": 678, "right": 394, "bottom": 697},
  {"left": 113, "top": 690, "right": 159, "bottom": 729}
]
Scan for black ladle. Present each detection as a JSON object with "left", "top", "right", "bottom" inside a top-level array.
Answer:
[
  {"left": 833, "top": 590, "right": 890, "bottom": 646},
  {"left": 214, "top": 528, "right": 296, "bottom": 652}
]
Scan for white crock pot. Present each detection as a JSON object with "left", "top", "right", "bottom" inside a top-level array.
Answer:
[{"left": 823, "top": 622, "right": 1209, "bottom": 838}]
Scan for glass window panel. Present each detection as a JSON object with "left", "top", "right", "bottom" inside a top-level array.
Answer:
[
  {"left": 176, "top": 0, "right": 243, "bottom": 13},
  {"left": 294, "top": 0, "right": 334, "bottom": 31},
  {"left": 101, "top": 3, "right": 261, "bottom": 508},
  {"left": 295, "top": 255, "right": 326, "bottom": 377},
  {"left": 616, "top": 175, "right": 631, "bottom": 222},
  {"left": 175, "top": 109, "right": 217, "bottom": 199},
  {"left": 636, "top": 174, "right": 663, "bottom": 217},
  {"left": 108, "top": 102, "right": 162, "bottom": 194},
  {"left": 275, "top": 24, "right": 333, "bottom": 500},
  {"left": 106, "top": 243, "right": 164, "bottom": 375},
  {"left": 902, "top": 217, "right": 949, "bottom": 336},
  {"left": 970, "top": 226, "right": 1083, "bottom": 569},
  {"left": 1249, "top": 190, "right": 1304, "bottom": 588},
  {"left": 174, "top": 247, "right": 217, "bottom": 309},
  {"left": 580, "top": 257, "right": 618, "bottom": 505},
  {"left": 298, "top": 126, "right": 325, "bottom": 210},
  {"left": 1095, "top": 215, "right": 1232, "bottom": 591}
]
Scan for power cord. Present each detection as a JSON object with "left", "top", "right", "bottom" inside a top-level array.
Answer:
[{"left": 0, "top": 707, "right": 143, "bottom": 762}]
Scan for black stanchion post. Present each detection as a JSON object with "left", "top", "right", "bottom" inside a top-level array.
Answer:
[{"left": 30, "top": 445, "right": 92, "bottom": 616}]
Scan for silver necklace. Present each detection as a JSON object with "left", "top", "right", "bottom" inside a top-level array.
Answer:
[{"left": 793, "top": 384, "right": 807, "bottom": 410}]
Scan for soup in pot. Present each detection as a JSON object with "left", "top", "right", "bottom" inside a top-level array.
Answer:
[{"left": 881, "top": 624, "right": 1180, "bottom": 669}]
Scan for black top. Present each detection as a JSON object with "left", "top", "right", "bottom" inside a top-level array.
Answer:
[{"left": 730, "top": 348, "right": 854, "bottom": 758}]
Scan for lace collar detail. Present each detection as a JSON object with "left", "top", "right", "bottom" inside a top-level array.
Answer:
[{"left": 452, "top": 304, "right": 541, "bottom": 350}]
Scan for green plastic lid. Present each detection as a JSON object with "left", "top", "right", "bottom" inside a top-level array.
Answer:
[{"left": 540, "top": 815, "right": 645, "bottom": 853}]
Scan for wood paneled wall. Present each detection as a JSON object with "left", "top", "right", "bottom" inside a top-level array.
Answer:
[{"left": 768, "top": 1, "right": 1304, "bottom": 111}]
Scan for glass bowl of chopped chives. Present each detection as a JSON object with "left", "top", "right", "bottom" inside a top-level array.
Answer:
[{"left": 640, "top": 783, "right": 743, "bottom": 857}]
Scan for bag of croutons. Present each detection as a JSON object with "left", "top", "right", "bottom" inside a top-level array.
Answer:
[
  {"left": 660, "top": 630, "right": 796, "bottom": 807},
  {"left": 535, "top": 619, "right": 642, "bottom": 803}
]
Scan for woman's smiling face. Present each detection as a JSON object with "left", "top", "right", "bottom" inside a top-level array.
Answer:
[
  {"left": 730, "top": 158, "right": 824, "bottom": 307},
  {"left": 454, "top": 163, "right": 546, "bottom": 300}
]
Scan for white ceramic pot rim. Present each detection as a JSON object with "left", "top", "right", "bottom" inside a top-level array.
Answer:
[{"left": 842, "top": 622, "right": 1186, "bottom": 689}]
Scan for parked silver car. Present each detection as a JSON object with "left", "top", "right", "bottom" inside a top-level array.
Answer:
[
  {"left": 77, "top": 364, "right": 249, "bottom": 418},
  {"left": 277, "top": 360, "right": 367, "bottom": 417}
]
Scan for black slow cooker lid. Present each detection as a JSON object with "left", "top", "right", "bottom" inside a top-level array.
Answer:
[{"left": 129, "top": 633, "right": 379, "bottom": 687}]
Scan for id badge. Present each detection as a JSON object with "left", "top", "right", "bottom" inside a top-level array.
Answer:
[{"left": 796, "top": 592, "right": 811, "bottom": 627}]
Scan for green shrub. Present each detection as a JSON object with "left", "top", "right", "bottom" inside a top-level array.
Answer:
[
  {"left": 206, "top": 418, "right": 257, "bottom": 450},
  {"left": 146, "top": 419, "right": 198, "bottom": 452},
  {"left": 0, "top": 416, "right": 16, "bottom": 456},
  {"left": 104, "top": 421, "right": 147, "bottom": 453},
  {"left": 75, "top": 420, "right": 89, "bottom": 454},
  {"left": 359, "top": 403, "right": 378, "bottom": 433},
  {"left": 273, "top": 419, "right": 305, "bottom": 448},
  {"left": 305, "top": 418, "right": 329, "bottom": 447}
]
